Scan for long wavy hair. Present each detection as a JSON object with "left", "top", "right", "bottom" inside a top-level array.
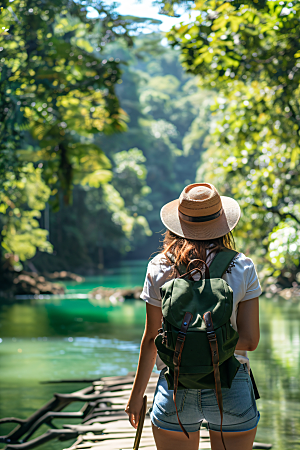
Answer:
[{"left": 161, "top": 230, "right": 236, "bottom": 270}]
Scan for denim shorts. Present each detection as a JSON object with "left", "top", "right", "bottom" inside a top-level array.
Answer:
[{"left": 150, "top": 364, "right": 260, "bottom": 433}]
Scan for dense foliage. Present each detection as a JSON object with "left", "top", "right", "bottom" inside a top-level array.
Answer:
[
  {"left": 0, "top": 1, "right": 156, "bottom": 270},
  {"left": 0, "top": 164, "right": 52, "bottom": 271},
  {"left": 4, "top": 0, "right": 299, "bottom": 285},
  {"left": 34, "top": 34, "right": 212, "bottom": 272},
  {"left": 163, "top": 0, "right": 300, "bottom": 284},
  {"left": 98, "top": 34, "right": 213, "bottom": 256}
]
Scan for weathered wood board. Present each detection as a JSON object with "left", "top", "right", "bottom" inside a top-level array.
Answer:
[
  {"left": 63, "top": 373, "right": 211, "bottom": 450},
  {"left": 0, "top": 371, "right": 271, "bottom": 450}
]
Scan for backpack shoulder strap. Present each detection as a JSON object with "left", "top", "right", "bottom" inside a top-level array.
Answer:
[
  {"left": 166, "top": 252, "right": 186, "bottom": 276},
  {"left": 209, "top": 249, "right": 239, "bottom": 279},
  {"left": 167, "top": 249, "right": 238, "bottom": 279}
]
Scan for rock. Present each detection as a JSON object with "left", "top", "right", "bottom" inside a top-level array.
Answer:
[
  {"left": 1, "top": 268, "right": 65, "bottom": 297},
  {"left": 23, "top": 271, "right": 39, "bottom": 279},
  {"left": 90, "top": 286, "right": 143, "bottom": 303},
  {"left": 269, "top": 284, "right": 278, "bottom": 293},
  {"left": 0, "top": 267, "right": 86, "bottom": 298},
  {"left": 279, "top": 286, "right": 300, "bottom": 300},
  {"left": 37, "top": 276, "right": 46, "bottom": 283},
  {"left": 44, "top": 271, "right": 84, "bottom": 282},
  {"left": 264, "top": 280, "right": 300, "bottom": 301}
]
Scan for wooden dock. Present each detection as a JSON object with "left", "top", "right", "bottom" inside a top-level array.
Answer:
[
  {"left": 0, "top": 372, "right": 271, "bottom": 450},
  {"left": 63, "top": 373, "right": 211, "bottom": 450}
]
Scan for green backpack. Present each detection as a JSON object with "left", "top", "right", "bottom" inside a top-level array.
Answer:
[{"left": 154, "top": 249, "right": 240, "bottom": 447}]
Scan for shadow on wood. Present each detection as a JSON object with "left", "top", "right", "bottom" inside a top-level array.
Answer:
[{"left": 0, "top": 373, "right": 272, "bottom": 450}]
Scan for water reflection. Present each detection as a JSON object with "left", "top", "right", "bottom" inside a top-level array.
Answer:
[
  {"left": 0, "top": 298, "right": 146, "bottom": 339},
  {"left": 64, "top": 259, "right": 148, "bottom": 293},
  {"left": 0, "top": 272, "right": 300, "bottom": 449},
  {"left": 250, "top": 298, "right": 300, "bottom": 449}
]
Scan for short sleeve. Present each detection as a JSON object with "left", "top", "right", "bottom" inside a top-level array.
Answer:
[
  {"left": 140, "top": 254, "right": 174, "bottom": 308},
  {"left": 140, "top": 262, "right": 162, "bottom": 307},
  {"left": 242, "top": 262, "right": 262, "bottom": 302},
  {"left": 223, "top": 253, "right": 262, "bottom": 306}
]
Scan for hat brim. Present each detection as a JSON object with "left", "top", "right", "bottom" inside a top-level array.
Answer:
[{"left": 160, "top": 196, "right": 241, "bottom": 240}]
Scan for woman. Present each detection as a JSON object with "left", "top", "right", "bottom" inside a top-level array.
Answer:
[{"left": 125, "top": 183, "right": 261, "bottom": 450}]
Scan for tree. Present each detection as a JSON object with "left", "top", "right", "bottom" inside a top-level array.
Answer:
[
  {"left": 163, "top": 0, "right": 300, "bottom": 284},
  {"left": 32, "top": 33, "right": 213, "bottom": 270},
  {"left": 0, "top": 0, "right": 133, "bottom": 199},
  {"left": 98, "top": 33, "right": 213, "bottom": 255},
  {"left": 0, "top": 164, "right": 52, "bottom": 271},
  {"left": 33, "top": 148, "right": 152, "bottom": 273},
  {"left": 0, "top": 1, "right": 154, "bottom": 269},
  {"left": 156, "top": 0, "right": 272, "bottom": 16}
]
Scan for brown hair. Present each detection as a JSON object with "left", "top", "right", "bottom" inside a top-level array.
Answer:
[{"left": 162, "top": 230, "right": 236, "bottom": 270}]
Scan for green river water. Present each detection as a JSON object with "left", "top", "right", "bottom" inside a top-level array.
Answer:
[{"left": 0, "top": 260, "right": 300, "bottom": 449}]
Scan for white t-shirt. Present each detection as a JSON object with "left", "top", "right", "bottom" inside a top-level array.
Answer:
[{"left": 140, "top": 252, "right": 262, "bottom": 370}]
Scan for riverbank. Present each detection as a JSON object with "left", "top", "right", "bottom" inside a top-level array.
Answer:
[
  {"left": 89, "top": 286, "right": 142, "bottom": 303},
  {"left": 4, "top": 273, "right": 300, "bottom": 306},
  {"left": 263, "top": 277, "right": 300, "bottom": 301},
  {"left": 0, "top": 269, "right": 85, "bottom": 298}
]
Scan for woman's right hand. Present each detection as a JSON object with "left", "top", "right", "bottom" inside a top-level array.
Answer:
[
  {"left": 125, "top": 303, "right": 162, "bottom": 428},
  {"left": 125, "top": 392, "right": 144, "bottom": 429}
]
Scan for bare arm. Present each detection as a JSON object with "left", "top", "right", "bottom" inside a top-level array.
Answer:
[
  {"left": 125, "top": 302, "right": 162, "bottom": 428},
  {"left": 235, "top": 297, "right": 260, "bottom": 351}
]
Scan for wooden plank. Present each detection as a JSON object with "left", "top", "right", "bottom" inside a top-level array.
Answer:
[
  {"left": 72, "top": 440, "right": 211, "bottom": 450},
  {"left": 92, "top": 376, "right": 158, "bottom": 388},
  {"left": 92, "top": 406, "right": 126, "bottom": 412},
  {"left": 73, "top": 432, "right": 154, "bottom": 441},
  {"left": 63, "top": 373, "right": 211, "bottom": 450},
  {"left": 94, "top": 381, "right": 158, "bottom": 391},
  {"left": 74, "top": 438, "right": 156, "bottom": 449},
  {"left": 83, "top": 415, "right": 129, "bottom": 425},
  {"left": 86, "top": 411, "right": 128, "bottom": 418},
  {"left": 96, "top": 390, "right": 133, "bottom": 398},
  {"left": 94, "top": 442, "right": 210, "bottom": 450}
]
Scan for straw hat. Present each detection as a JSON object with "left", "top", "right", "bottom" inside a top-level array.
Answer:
[{"left": 160, "top": 183, "right": 241, "bottom": 240}]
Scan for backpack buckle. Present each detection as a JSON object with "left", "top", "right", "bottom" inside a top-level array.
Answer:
[
  {"left": 207, "top": 330, "right": 216, "bottom": 342},
  {"left": 177, "top": 331, "right": 186, "bottom": 341}
]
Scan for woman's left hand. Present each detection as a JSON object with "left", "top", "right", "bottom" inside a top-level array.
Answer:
[{"left": 125, "top": 393, "right": 144, "bottom": 429}]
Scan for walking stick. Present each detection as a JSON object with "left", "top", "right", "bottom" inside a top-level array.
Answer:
[{"left": 133, "top": 395, "right": 147, "bottom": 450}]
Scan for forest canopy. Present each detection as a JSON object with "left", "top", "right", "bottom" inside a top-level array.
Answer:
[
  {"left": 1, "top": 0, "right": 300, "bottom": 287},
  {"left": 0, "top": 1, "right": 209, "bottom": 273},
  {"left": 160, "top": 0, "right": 300, "bottom": 285},
  {"left": 0, "top": 1, "right": 156, "bottom": 270}
]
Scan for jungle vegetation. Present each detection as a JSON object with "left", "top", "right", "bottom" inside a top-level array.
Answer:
[
  {"left": 0, "top": 1, "right": 210, "bottom": 274},
  {"left": 159, "top": 0, "right": 300, "bottom": 285},
  {"left": 1, "top": 0, "right": 300, "bottom": 287}
]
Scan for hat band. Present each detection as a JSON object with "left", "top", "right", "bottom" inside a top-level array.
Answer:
[{"left": 179, "top": 208, "right": 222, "bottom": 222}]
